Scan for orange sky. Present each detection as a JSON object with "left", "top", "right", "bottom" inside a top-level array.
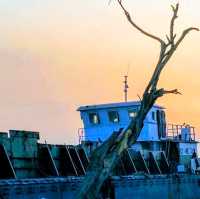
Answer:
[{"left": 0, "top": 0, "right": 200, "bottom": 144}]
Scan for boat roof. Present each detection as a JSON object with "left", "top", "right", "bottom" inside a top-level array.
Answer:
[{"left": 77, "top": 101, "right": 164, "bottom": 111}]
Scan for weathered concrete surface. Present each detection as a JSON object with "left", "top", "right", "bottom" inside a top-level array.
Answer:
[
  {"left": 0, "top": 175, "right": 200, "bottom": 199},
  {"left": 113, "top": 175, "right": 200, "bottom": 199},
  {"left": 0, "top": 177, "right": 82, "bottom": 199}
]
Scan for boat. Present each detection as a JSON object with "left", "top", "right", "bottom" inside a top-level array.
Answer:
[{"left": 0, "top": 94, "right": 199, "bottom": 198}]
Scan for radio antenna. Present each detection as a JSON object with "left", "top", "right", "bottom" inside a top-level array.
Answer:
[{"left": 123, "top": 64, "right": 130, "bottom": 102}]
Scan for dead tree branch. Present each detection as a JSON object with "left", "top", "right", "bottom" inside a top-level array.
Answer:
[
  {"left": 170, "top": 4, "right": 179, "bottom": 47},
  {"left": 117, "top": 0, "right": 164, "bottom": 44},
  {"left": 76, "top": 2, "right": 198, "bottom": 199}
]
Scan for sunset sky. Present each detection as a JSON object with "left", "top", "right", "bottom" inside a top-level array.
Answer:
[{"left": 0, "top": 0, "right": 200, "bottom": 144}]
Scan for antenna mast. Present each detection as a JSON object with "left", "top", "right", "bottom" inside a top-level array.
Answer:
[{"left": 123, "top": 75, "right": 129, "bottom": 102}]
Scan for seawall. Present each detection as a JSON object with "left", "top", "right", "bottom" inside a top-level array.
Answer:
[{"left": 0, "top": 175, "right": 200, "bottom": 199}]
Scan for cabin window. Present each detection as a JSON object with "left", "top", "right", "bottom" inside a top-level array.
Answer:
[
  {"left": 89, "top": 113, "right": 100, "bottom": 124},
  {"left": 152, "top": 111, "right": 156, "bottom": 121},
  {"left": 108, "top": 111, "right": 119, "bottom": 123},
  {"left": 128, "top": 109, "right": 138, "bottom": 119}
]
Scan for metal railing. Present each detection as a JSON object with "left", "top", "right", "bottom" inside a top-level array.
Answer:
[
  {"left": 78, "top": 123, "right": 197, "bottom": 144},
  {"left": 166, "top": 123, "right": 196, "bottom": 142}
]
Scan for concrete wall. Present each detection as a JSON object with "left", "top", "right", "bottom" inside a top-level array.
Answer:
[
  {"left": 0, "top": 131, "right": 90, "bottom": 179},
  {"left": 0, "top": 177, "right": 81, "bottom": 199},
  {"left": 0, "top": 130, "right": 40, "bottom": 178},
  {"left": 9, "top": 130, "right": 40, "bottom": 178},
  {"left": 0, "top": 175, "right": 200, "bottom": 199},
  {"left": 113, "top": 175, "right": 200, "bottom": 199}
]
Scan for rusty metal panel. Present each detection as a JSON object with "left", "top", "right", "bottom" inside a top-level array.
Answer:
[
  {"left": 67, "top": 146, "right": 86, "bottom": 175},
  {"left": 59, "top": 145, "right": 78, "bottom": 176},
  {"left": 0, "top": 144, "right": 16, "bottom": 179},
  {"left": 38, "top": 144, "right": 59, "bottom": 177}
]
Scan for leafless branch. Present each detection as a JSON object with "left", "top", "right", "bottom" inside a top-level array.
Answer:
[
  {"left": 175, "top": 27, "right": 199, "bottom": 48},
  {"left": 117, "top": 0, "right": 164, "bottom": 45},
  {"left": 154, "top": 88, "right": 182, "bottom": 98},
  {"left": 170, "top": 3, "right": 179, "bottom": 46}
]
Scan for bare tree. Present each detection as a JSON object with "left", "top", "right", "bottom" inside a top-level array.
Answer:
[{"left": 76, "top": 1, "right": 198, "bottom": 198}]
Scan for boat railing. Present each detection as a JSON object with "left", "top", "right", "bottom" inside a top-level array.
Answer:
[
  {"left": 166, "top": 123, "right": 196, "bottom": 142},
  {"left": 78, "top": 123, "right": 196, "bottom": 144}
]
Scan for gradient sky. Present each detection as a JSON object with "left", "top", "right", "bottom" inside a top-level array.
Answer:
[{"left": 0, "top": 0, "right": 200, "bottom": 144}]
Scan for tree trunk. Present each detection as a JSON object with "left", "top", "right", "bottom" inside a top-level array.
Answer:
[{"left": 76, "top": 2, "right": 198, "bottom": 198}]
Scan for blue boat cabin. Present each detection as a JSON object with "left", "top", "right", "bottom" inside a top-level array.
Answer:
[{"left": 77, "top": 101, "right": 166, "bottom": 142}]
